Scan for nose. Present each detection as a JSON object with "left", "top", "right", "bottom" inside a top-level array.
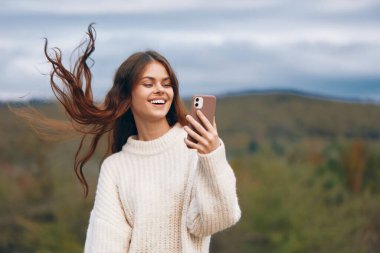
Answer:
[{"left": 153, "top": 83, "right": 164, "bottom": 94}]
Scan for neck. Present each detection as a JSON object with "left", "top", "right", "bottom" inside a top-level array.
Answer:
[{"left": 134, "top": 118, "right": 171, "bottom": 141}]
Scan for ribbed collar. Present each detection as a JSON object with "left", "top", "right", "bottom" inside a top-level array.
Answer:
[{"left": 122, "top": 123, "right": 185, "bottom": 155}]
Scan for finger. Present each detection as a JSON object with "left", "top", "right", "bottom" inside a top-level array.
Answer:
[
  {"left": 196, "top": 110, "right": 214, "bottom": 132},
  {"left": 184, "top": 137, "right": 205, "bottom": 152},
  {"left": 213, "top": 116, "right": 217, "bottom": 129},
  {"left": 184, "top": 125, "right": 209, "bottom": 146},
  {"left": 186, "top": 114, "right": 209, "bottom": 137}
]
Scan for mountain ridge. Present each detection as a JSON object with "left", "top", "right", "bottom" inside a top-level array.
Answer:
[{"left": 1, "top": 88, "right": 379, "bottom": 106}]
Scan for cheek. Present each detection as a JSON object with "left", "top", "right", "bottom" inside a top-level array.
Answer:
[
  {"left": 168, "top": 88, "right": 174, "bottom": 100},
  {"left": 131, "top": 88, "right": 148, "bottom": 105},
  {"left": 166, "top": 92, "right": 174, "bottom": 107}
]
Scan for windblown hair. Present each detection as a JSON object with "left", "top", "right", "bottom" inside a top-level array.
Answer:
[{"left": 13, "top": 24, "right": 187, "bottom": 197}]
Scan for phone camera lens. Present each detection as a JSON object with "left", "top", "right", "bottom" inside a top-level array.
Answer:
[
  {"left": 195, "top": 103, "right": 199, "bottom": 107},
  {"left": 195, "top": 98, "right": 199, "bottom": 102}
]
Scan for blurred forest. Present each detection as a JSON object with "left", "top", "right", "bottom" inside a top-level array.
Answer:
[{"left": 1, "top": 93, "right": 380, "bottom": 253}]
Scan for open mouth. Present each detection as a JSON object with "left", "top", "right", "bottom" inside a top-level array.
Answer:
[{"left": 149, "top": 99, "right": 166, "bottom": 105}]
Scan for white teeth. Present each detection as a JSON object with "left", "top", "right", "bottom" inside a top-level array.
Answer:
[{"left": 150, "top": 99, "right": 165, "bottom": 104}]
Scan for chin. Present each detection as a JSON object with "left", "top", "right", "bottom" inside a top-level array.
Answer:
[{"left": 148, "top": 112, "right": 170, "bottom": 122}]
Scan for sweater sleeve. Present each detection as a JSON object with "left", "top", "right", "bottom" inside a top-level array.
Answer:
[
  {"left": 186, "top": 139, "right": 241, "bottom": 237},
  {"left": 84, "top": 159, "right": 132, "bottom": 253}
]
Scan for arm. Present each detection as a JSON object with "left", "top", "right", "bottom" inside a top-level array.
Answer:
[
  {"left": 184, "top": 110, "right": 241, "bottom": 237},
  {"left": 84, "top": 159, "right": 132, "bottom": 253},
  {"left": 186, "top": 140, "right": 241, "bottom": 237}
]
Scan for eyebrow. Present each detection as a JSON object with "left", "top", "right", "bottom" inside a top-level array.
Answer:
[{"left": 141, "top": 76, "right": 170, "bottom": 81}]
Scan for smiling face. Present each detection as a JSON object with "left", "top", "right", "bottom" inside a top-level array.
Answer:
[{"left": 130, "top": 61, "right": 174, "bottom": 125}]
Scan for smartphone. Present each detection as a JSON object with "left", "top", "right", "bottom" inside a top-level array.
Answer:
[{"left": 187, "top": 95, "right": 216, "bottom": 144}]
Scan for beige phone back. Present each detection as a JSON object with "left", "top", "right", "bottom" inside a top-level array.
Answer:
[{"left": 187, "top": 95, "right": 216, "bottom": 143}]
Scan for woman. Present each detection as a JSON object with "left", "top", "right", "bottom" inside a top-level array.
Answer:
[{"left": 33, "top": 24, "right": 241, "bottom": 253}]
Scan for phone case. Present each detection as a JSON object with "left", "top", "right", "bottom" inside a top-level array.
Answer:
[{"left": 187, "top": 95, "right": 216, "bottom": 144}]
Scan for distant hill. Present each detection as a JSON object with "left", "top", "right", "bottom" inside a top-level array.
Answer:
[
  {"left": 214, "top": 92, "right": 380, "bottom": 153},
  {"left": 218, "top": 88, "right": 380, "bottom": 105},
  {"left": 1, "top": 88, "right": 380, "bottom": 106},
  {"left": 2, "top": 91, "right": 380, "bottom": 155}
]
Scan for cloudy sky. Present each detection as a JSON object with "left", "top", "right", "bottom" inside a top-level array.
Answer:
[{"left": 1, "top": 0, "right": 380, "bottom": 101}]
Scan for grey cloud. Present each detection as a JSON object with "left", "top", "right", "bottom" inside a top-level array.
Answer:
[{"left": 1, "top": 0, "right": 380, "bottom": 101}]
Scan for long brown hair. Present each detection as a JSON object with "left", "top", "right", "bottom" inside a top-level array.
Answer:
[{"left": 14, "top": 24, "right": 187, "bottom": 197}]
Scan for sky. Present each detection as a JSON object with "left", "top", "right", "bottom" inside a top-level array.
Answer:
[{"left": 1, "top": 0, "right": 380, "bottom": 101}]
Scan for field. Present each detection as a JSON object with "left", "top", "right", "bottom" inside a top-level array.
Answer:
[{"left": 1, "top": 93, "right": 380, "bottom": 253}]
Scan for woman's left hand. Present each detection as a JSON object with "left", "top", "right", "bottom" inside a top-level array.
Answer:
[{"left": 184, "top": 110, "right": 220, "bottom": 154}]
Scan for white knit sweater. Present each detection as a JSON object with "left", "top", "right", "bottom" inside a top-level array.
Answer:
[{"left": 84, "top": 123, "right": 241, "bottom": 253}]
